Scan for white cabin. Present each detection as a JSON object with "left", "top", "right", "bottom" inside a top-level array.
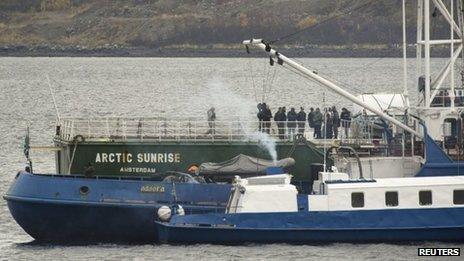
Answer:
[
  {"left": 309, "top": 173, "right": 464, "bottom": 211},
  {"left": 225, "top": 173, "right": 464, "bottom": 214},
  {"left": 226, "top": 174, "right": 298, "bottom": 213}
]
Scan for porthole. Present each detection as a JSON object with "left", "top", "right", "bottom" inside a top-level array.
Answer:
[{"left": 79, "top": 186, "right": 90, "bottom": 195}]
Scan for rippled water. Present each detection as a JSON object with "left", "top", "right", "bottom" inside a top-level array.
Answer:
[{"left": 0, "top": 57, "right": 462, "bottom": 260}]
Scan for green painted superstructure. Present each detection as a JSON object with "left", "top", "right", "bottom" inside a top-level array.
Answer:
[{"left": 55, "top": 139, "right": 326, "bottom": 181}]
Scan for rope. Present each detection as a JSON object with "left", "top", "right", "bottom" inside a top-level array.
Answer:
[
  {"left": 269, "top": 0, "right": 379, "bottom": 44},
  {"left": 248, "top": 59, "right": 259, "bottom": 102},
  {"left": 261, "top": 58, "right": 270, "bottom": 102},
  {"left": 265, "top": 65, "right": 278, "bottom": 99},
  {"left": 46, "top": 74, "right": 61, "bottom": 123}
]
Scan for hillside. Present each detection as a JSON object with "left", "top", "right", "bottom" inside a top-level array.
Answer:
[{"left": 0, "top": 0, "right": 453, "bottom": 56}]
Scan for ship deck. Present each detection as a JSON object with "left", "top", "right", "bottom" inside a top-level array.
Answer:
[{"left": 55, "top": 117, "right": 391, "bottom": 150}]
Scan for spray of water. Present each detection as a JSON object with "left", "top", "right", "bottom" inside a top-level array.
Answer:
[{"left": 189, "top": 78, "right": 278, "bottom": 163}]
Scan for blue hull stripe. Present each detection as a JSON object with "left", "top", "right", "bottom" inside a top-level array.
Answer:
[
  {"left": 157, "top": 224, "right": 464, "bottom": 243},
  {"left": 157, "top": 208, "right": 464, "bottom": 243}
]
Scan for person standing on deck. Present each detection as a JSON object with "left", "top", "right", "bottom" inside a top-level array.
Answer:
[
  {"left": 206, "top": 107, "right": 216, "bottom": 134},
  {"left": 262, "top": 104, "right": 272, "bottom": 134},
  {"left": 282, "top": 107, "right": 287, "bottom": 138},
  {"left": 274, "top": 107, "right": 285, "bottom": 140},
  {"left": 257, "top": 103, "right": 264, "bottom": 132},
  {"left": 325, "top": 112, "right": 333, "bottom": 139},
  {"left": 283, "top": 107, "right": 288, "bottom": 138},
  {"left": 332, "top": 106, "right": 340, "bottom": 139},
  {"left": 340, "top": 108, "right": 351, "bottom": 138},
  {"left": 297, "top": 107, "right": 306, "bottom": 134},
  {"left": 307, "top": 107, "right": 315, "bottom": 137},
  {"left": 313, "top": 108, "right": 323, "bottom": 139},
  {"left": 287, "top": 107, "right": 298, "bottom": 140}
]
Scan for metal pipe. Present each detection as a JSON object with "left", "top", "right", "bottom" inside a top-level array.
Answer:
[
  {"left": 417, "top": 0, "right": 424, "bottom": 106},
  {"left": 243, "top": 39, "right": 423, "bottom": 138},
  {"left": 431, "top": 0, "right": 462, "bottom": 37},
  {"left": 451, "top": 0, "right": 456, "bottom": 108},
  {"left": 402, "top": 0, "right": 409, "bottom": 108},
  {"left": 418, "top": 39, "right": 462, "bottom": 44},
  {"left": 424, "top": 0, "right": 431, "bottom": 107},
  {"left": 428, "top": 44, "right": 463, "bottom": 106},
  {"left": 326, "top": 146, "right": 364, "bottom": 179}
]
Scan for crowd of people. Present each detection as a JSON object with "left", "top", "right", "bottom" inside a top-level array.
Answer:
[
  {"left": 205, "top": 103, "right": 354, "bottom": 140},
  {"left": 257, "top": 103, "right": 352, "bottom": 140}
]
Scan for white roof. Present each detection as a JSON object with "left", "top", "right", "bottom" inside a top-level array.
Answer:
[
  {"left": 353, "top": 93, "right": 407, "bottom": 116},
  {"left": 327, "top": 176, "right": 464, "bottom": 189},
  {"left": 241, "top": 174, "right": 292, "bottom": 186}
]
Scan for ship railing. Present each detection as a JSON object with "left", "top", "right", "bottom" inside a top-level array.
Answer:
[{"left": 57, "top": 117, "right": 389, "bottom": 146}]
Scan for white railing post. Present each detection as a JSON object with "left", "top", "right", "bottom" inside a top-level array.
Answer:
[
  {"left": 70, "top": 120, "right": 74, "bottom": 140},
  {"left": 122, "top": 119, "right": 127, "bottom": 141},
  {"left": 194, "top": 121, "right": 197, "bottom": 142},
  {"left": 157, "top": 121, "right": 161, "bottom": 142},
  {"left": 140, "top": 119, "right": 144, "bottom": 142},
  {"left": 106, "top": 118, "right": 110, "bottom": 139},
  {"left": 87, "top": 119, "right": 91, "bottom": 139}
]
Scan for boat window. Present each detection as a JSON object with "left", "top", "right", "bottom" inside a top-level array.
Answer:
[
  {"left": 385, "top": 191, "right": 398, "bottom": 207},
  {"left": 453, "top": 190, "right": 464, "bottom": 205},
  {"left": 419, "top": 190, "right": 432, "bottom": 206},
  {"left": 351, "top": 192, "right": 364, "bottom": 208}
]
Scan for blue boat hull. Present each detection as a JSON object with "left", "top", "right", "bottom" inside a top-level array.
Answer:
[
  {"left": 156, "top": 208, "right": 464, "bottom": 244},
  {"left": 7, "top": 197, "right": 159, "bottom": 242},
  {"left": 4, "top": 172, "right": 231, "bottom": 243}
]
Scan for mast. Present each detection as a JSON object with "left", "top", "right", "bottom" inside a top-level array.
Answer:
[
  {"left": 416, "top": 0, "right": 464, "bottom": 140},
  {"left": 458, "top": 0, "right": 464, "bottom": 88},
  {"left": 243, "top": 39, "right": 423, "bottom": 138},
  {"left": 424, "top": 0, "right": 431, "bottom": 107},
  {"left": 402, "top": 0, "right": 409, "bottom": 107},
  {"left": 451, "top": 0, "right": 455, "bottom": 108},
  {"left": 421, "top": 0, "right": 463, "bottom": 108}
]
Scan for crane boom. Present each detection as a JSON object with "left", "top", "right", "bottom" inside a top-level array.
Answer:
[{"left": 243, "top": 39, "right": 423, "bottom": 138}]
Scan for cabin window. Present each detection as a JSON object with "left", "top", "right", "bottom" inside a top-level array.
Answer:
[
  {"left": 419, "top": 190, "right": 432, "bottom": 206},
  {"left": 351, "top": 192, "right": 364, "bottom": 208},
  {"left": 385, "top": 191, "right": 398, "bottom": 207},
  {"left": 453, "top": 190, "right": 464, "bottom": 205}
]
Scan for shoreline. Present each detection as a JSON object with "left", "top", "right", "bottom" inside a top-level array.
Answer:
[{"left": 0, "top": 45, "right": 452, "bottom": 58}]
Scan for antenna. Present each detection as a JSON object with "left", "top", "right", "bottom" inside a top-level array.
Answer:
[
  {"left": 323, "top": 92, "right": 327, "bottom": 173},
  {"left": 46, "top": 74, "right": 61, "bottom": 124}
]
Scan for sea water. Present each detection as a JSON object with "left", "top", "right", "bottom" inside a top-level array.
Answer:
[{"left": 0, "top": 57, "right": 462, "bottom": 260}]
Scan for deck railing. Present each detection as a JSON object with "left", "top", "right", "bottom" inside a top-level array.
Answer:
[{"left": 57, "top": 117, "right": 388, "bottom": 145}]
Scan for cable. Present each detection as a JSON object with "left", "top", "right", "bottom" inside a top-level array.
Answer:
[
  {"left": 269, "top": 0, "right": 379, "bottom": 44},
  {"left": 46, "top": 74, "right": 61, "bottom": 124},
  {"left": 247, "top": 59, "right": 259, "bottom": 102},
  {"left": 267, "top": 65, "right": 278, "bottom": 96}
]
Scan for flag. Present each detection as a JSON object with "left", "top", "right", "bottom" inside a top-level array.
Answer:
[{"left": 24, "top": 127, "right": 30, "bottom": 159}]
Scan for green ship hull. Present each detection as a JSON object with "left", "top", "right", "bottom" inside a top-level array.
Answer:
[{"left": 55, "top": 140, "right": 326, "bottom": 181}]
